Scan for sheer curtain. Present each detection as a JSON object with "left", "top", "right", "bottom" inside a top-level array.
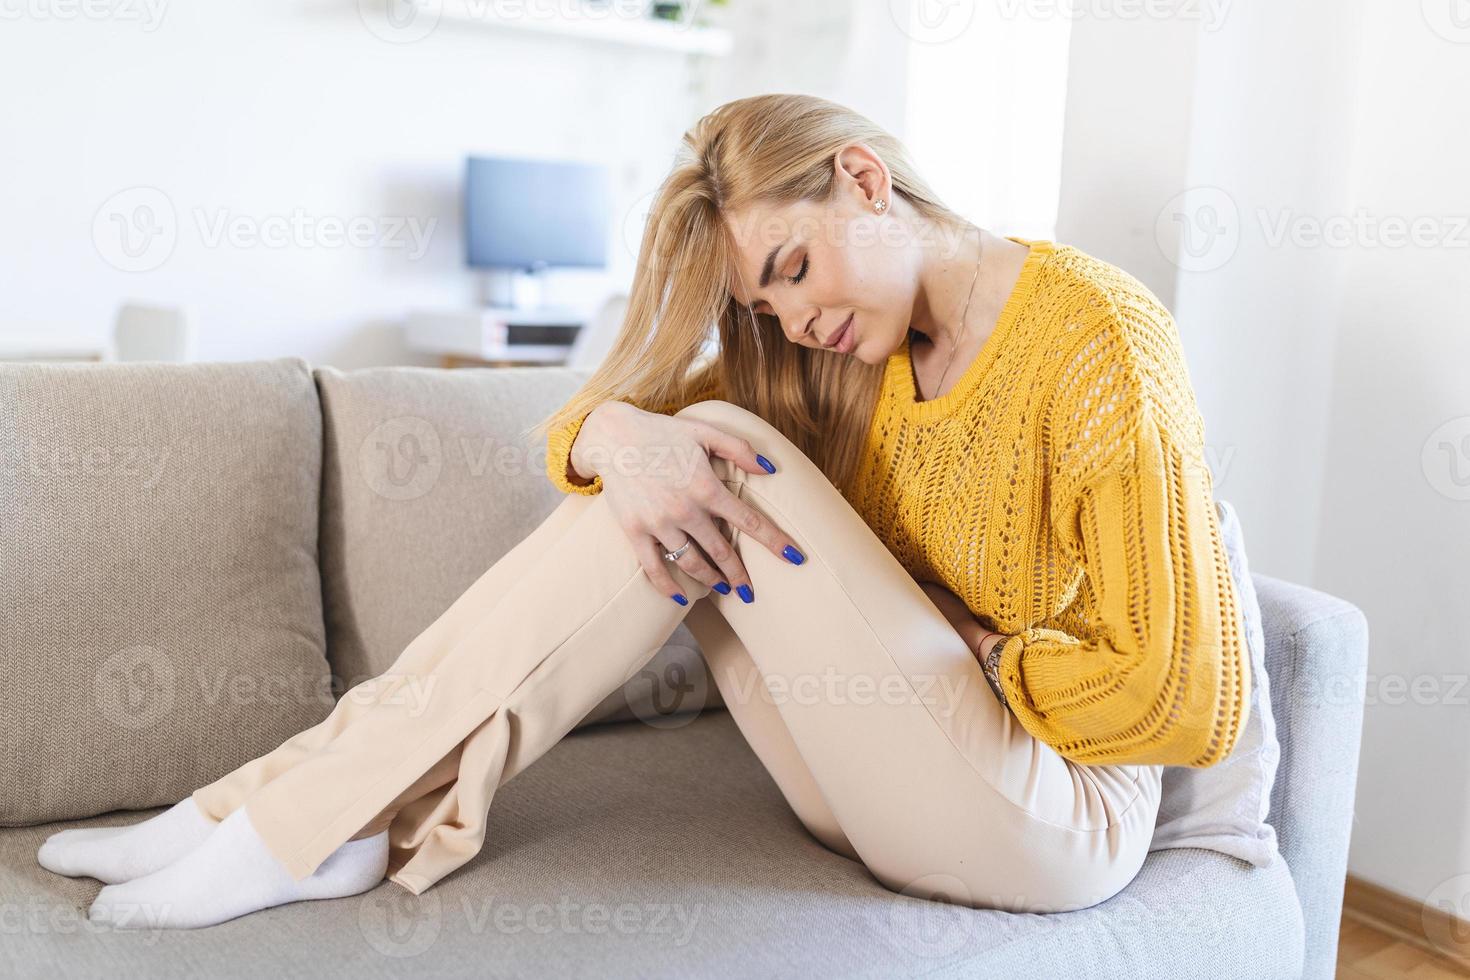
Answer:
[{"left": 896, "top": 0, "right": 1073, "bottom": 238}]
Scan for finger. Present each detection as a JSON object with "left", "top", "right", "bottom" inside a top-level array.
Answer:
[
  {"left": 675, "top": 512, "right": 742, "bottom": 598},
  {"left": 705, "top": 480, "right": 806, "bottom": 574},
  {"left": 634, "top": 532, "right": 691, "bottom": 605},
  {"left": 653, "top": 524, "right": 723, "bottom": 597},
  {"left": 687, "top": 421, "right": 777, "bottom": 479}
]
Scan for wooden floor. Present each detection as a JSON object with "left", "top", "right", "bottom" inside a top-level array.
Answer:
[{"left": 1338, "top": 914, "right": 1470, "bottom": 978}]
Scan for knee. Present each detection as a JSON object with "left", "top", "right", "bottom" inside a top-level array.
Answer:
[
  {"left": 672, "top": 399, "right": 792, "bottom": 464},
  {"left": 673, "top": 398, "right": 763, "bottom": 429}
]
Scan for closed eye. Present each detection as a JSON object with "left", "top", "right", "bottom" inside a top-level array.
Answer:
[{"left": 785, "top": 255, "right": 808, "bottom": 286}]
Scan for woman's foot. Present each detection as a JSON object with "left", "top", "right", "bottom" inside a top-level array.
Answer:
[
  {"left": 37, "top": 796, "right": 218, "bottom": 884},
  {"left": 87, "top": 804, "right": 388, "bottom": 929}
]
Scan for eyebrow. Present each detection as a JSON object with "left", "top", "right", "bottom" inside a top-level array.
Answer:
[
  {"left": 739, "top": 238, "right": 790, "bottom": 308},
  {"left": 757, "top": 239, "right": 789, "bottom": 291}
]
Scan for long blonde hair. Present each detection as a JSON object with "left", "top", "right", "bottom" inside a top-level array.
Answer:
[{"left": 529, "top": 93, "right": 969, "bottom": 499}]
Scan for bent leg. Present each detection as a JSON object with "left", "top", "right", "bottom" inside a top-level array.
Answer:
[
  {"left": 237, "top": 477, "right": 719, "bottom": 893},
  {"left": 683, "top": 598, "right": 860, "bottom": 863},
  {"left": 670, "top": 400, "right": 1164, "bottom": 913},
  {"left": 191, "top": 488, "right": 598, "bottom": 828}
]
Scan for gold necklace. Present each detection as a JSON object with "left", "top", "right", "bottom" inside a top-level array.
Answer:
[{"left": 926, "top": 225, "right": 985, "bottom": 400}]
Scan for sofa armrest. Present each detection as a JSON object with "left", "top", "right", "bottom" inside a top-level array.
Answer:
[{"left": 1254, "top": 572, "right": 1369, "bottom": 980}]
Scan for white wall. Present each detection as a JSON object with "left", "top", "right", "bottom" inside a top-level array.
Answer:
[
  {"left": 0, "top": 2, "right": 709, "bottom": 367},
  {"left": 1058, "top": 0, "right": 1365, "bottom": 586},
  {"left": 1058, "top": 0, "right": 1470, "bottom": 908},
  {"left": 1312, "top": 0, "right": 1470, "bottom": 907}
]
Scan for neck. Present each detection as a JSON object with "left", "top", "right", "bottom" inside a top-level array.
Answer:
[{"left": 907, "top": 215, "right": 985, "bottom": 352}]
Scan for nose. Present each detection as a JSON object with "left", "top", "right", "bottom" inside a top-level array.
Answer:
[{"left": 772, "top": 303, "right": 819, "bottom": 345}]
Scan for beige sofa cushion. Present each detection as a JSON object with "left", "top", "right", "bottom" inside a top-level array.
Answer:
[
  {"left": 313, "top": 364, "right": 721, "bottom": 729},
  {"left": 0, "top": 358, "right": 333, "bottom": 825}
]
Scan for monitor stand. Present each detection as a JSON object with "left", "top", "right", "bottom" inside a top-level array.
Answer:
[{"left": 482, "top": 267, "right": 547, "bottom": 312}]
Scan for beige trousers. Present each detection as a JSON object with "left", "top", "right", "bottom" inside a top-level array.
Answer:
[{"left": 192, "top": 399, "right": 1162, "bottom": 912}]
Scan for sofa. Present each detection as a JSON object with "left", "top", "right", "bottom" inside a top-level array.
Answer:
[{"left": 0, "top": 358, "right": 1368, "bottom": 979}]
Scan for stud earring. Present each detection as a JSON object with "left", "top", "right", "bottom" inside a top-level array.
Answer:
[{"left": 873, "top": 199, "right": 888, "bottom": 214}]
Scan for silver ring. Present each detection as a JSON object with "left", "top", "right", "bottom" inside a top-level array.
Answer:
[{"left": 663, "top": 537, "right": 693, "bottom": 562}]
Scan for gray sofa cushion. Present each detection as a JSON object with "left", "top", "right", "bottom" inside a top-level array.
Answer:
[
  {"left": 0, "top": 710, "right": 1304, "bottom": 979},
  {"left": 0, "top": 358, "right": 332, "bottom": 826},
  {"left": 312, "top": 364, "right": 722, "bottom": 729}
]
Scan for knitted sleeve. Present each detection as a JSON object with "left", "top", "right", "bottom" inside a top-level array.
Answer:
[
  {"left": 544, "top": 370, "right": 724, "bottom": 496},
  {"left": 994, "top": 294, "right": 1252, "bottom": 768}
]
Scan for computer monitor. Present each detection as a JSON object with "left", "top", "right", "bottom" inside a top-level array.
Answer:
[{"left": 464, "top": 156, "right": 610, "bottom": 272}]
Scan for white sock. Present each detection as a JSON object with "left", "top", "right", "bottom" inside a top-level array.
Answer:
[
  {"left": 37, "top": 797, "right": 218, "bottom": 884},
  {"left": 87, "top": 804, "right": 388, "bottom": 930}
]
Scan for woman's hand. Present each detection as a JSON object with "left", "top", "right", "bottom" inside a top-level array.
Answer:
[
  {"left": 916, "top": 580, "right": 1004, "bottom": 661},
  {"left": 571, "top": 401, "right": 806, "bottom": 602}
]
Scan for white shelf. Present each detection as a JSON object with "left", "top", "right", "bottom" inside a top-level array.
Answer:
[{"left": 436, "top": 2, "right": 732, "bottom": 56}]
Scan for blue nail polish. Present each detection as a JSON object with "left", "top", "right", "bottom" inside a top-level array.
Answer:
[
  {"left": 782, "top": 545, "right": 805, "bottom": 565},
  {"left": 755, "top": 453, "right": 776, "bottom": 474},
  {"left": 713, "top": 581, "right": 731, "bottom": 595},
  {"left": 737, "top": 584, "right": 754, "bottom": 603},
  {"left": 672, "top": 593, "right": 688, "bottom": 605}
]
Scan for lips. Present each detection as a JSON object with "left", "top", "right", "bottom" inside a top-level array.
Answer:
[{"left": 825, "top": 313, "right": 854, "bottom": 350}]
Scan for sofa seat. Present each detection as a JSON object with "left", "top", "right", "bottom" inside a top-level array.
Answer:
[{"left": 1, "top": 710, "right": 1303, "bottom": 979}]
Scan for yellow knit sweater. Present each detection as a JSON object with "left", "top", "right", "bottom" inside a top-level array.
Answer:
[{"left": 545, "top": 237, "right": 1251, "bottom": 768}]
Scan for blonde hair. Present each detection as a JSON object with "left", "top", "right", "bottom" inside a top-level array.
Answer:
[{"left": 529, "top": 93, "right": 969, "bottom": 499}]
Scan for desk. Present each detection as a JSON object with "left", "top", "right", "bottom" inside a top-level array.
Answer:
[
  {"left": 0, "top": 333, "right": 110, "bottom": 362},
  {"left": 405, "top": 308, "right": 588, "bottom": 369}
]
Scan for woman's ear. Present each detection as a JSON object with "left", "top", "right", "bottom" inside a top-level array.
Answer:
[{"left": 834, "top": 142, "right": 890, "bottom": 212}]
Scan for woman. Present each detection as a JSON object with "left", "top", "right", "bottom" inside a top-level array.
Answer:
[{"left": 42, "top": 93, "right": 1249, "bottom": 929}]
